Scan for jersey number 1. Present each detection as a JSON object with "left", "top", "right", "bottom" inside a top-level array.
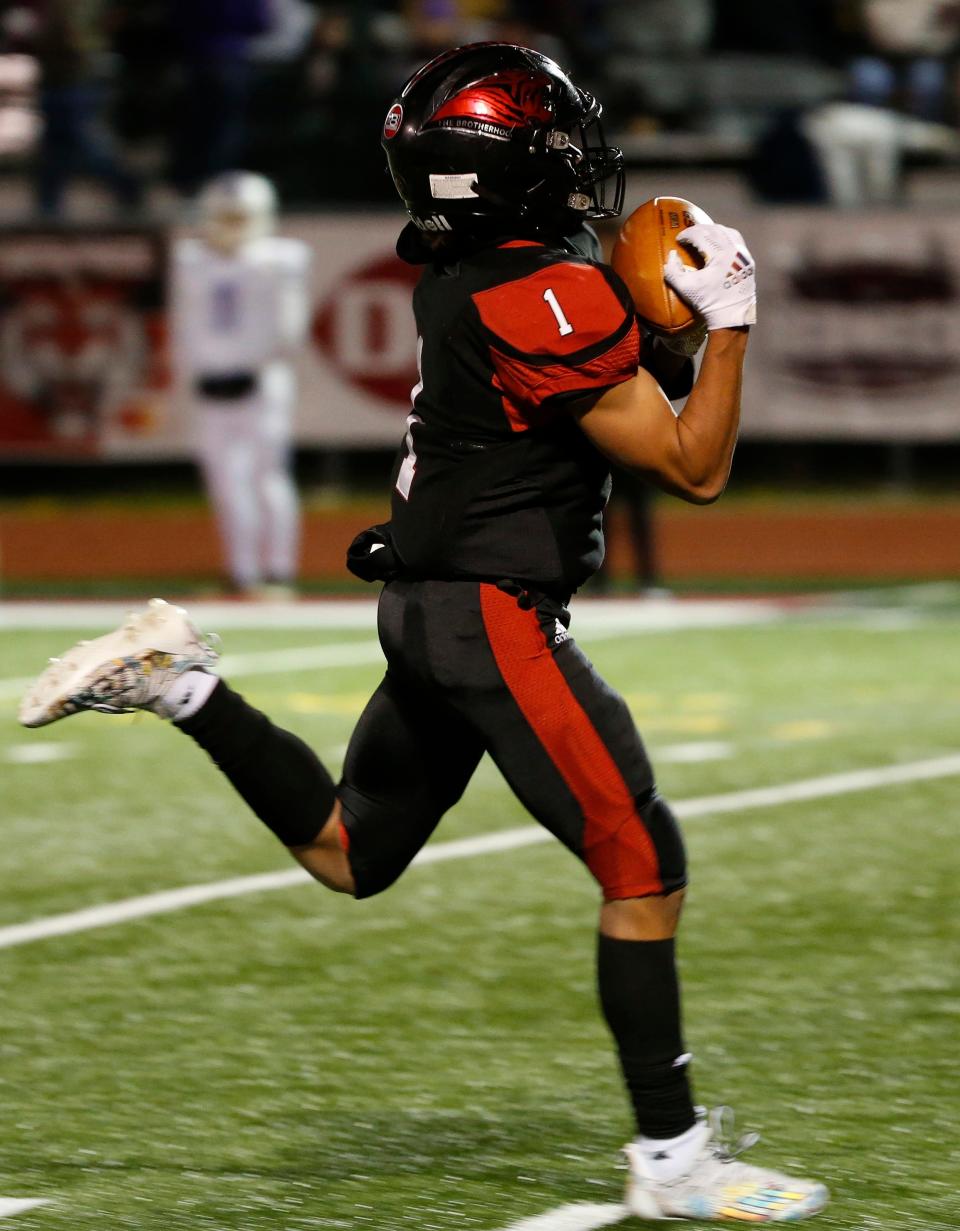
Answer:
[{"left": 543, "top": 287, "right": 574, "bottom": 337}]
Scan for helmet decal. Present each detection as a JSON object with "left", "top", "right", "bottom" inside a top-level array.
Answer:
[
  {"left": 429, "top": 172, "right": 479, "bottom": 200},
  {"left": 430, "top": 70, "right": 553, "bottom": 135},
  {"left": 383, "top": 103, "right": 403, "bottom": 140}
]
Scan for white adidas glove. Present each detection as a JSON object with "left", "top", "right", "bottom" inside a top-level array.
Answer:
[{"left": 664, "top": 223, "right": 757, "bottom": 329}]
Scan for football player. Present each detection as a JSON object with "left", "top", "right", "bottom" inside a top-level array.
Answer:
[
  {"left": 20, "top": 45, "right": 827, "bottom": 1222},
  {"left": 173, "top": 171, "right": 311, "bottom": 596}
]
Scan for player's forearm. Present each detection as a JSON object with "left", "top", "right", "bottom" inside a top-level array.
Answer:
[{"left": 668, "top": 327, "right": 748, "bottom": 503}]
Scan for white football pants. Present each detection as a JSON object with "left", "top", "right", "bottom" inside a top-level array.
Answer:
[{"left": 196, "top": 385, "right": 300, "bottom": 590}]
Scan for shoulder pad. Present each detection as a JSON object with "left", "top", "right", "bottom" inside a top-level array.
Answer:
[{"left": 473, "top": 259, "right": 631, "bottom": 359}]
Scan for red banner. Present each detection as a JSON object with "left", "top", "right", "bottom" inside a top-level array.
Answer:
[{"left": 0, "top": 227, "right": 174, "bottom": 458}]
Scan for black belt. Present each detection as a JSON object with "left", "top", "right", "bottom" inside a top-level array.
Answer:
[
  {"left": 494, "top": 579, "right": 571, "bottom": 628},
  {"left": 345, "top": 524, "right": 572, "bottom": 626},
  {"left": 195, "top": 372, "right": 258, "bottom": 400}
]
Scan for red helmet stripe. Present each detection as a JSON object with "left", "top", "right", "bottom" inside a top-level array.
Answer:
[{"left": 430, "top": 69, "right": 553, "bottom": 130}]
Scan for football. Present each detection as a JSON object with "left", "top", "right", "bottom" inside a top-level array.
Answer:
[{"left": 611, "top": 196, "right": 714, "bottom": 337}]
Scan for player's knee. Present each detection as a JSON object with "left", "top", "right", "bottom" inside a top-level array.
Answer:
[
  {"left": 293, "top": 846, "right": 356, "bottom": 896},
  {"left": 338, "top": 801, "right": 446, "bottom": 901},
  {"left": 291, "top": 812, "right": 357, "bottom": 896},
  {"left": 586, "top": 789, "right": 688, "bottom": 901},
  {"left": 303, "top": 855, "right": 356, "bottom": 896}
]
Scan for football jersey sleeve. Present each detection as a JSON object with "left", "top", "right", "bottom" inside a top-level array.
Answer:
[{"left": 471, "top": 258, "right": 640, "bottom": 431}]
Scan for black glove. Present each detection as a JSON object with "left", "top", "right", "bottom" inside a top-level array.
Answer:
[{"left": 346, "top": 523, "right": 402, "bottom": 583}]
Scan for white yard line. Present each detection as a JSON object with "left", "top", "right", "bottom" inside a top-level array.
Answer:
[
  {"left": 218, "top": 642, "right": 385, "bottom": 676},
  {"left": 2, "top": 754, "right": 959, "bottom": 953},
  {"left": 0, "top": 600, "right": 790, "bottom": 705},
  {"left": 4, "top": 742, "right": 76, "bottom": 765},
  {"left": 0, "top": 597, "right": 786, "bottom": 632},
  {"left": 670, "top": 754, "right": 960, "bottom": 819},
  {"left": 0, "top": 600, "right": 382, "bottom": 631},
  {"left": 0, "top": 1199, "right": 49, "bottom": 1219},
  {"left": 0, "top": 639, "right": 387, "bottom": 703},
  {"left": 493, "top": 1202, "right": 626, "bottom": 1231},
  {"left": 655, "top": 741, "right": 734, "bottom": 763}
]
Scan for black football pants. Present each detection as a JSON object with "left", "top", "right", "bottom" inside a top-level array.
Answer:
[{"left": 337, "top": 580, "right": 686, "bottom": 901}]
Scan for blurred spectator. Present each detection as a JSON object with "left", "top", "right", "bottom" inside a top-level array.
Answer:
[
  {"left": 605, "top": 0, "right": 714, "bottom": 57},
  {"left": 171, "top": 0, "right": 272, "bottom": 196},
  {"left": 1, "top": 0, "right": 957, "bottom": 211},
  {"left": 243, "top": 1, "right": 321, "bottom": 194},
  {"left": 29, "top": 0, "right": 143, "bottom": 217},
  {"left": 0, "top": 51, "right": 40, "bottom": 157},
  {"left": 747, "top": 105, "right": 829, "bottom": 203},
  {"left": 711, "top": 0, "right": 840, "bottom": 58},
  {"left": 801, "top": 98, "right": 960, "bottom": 205},
  {"left": 108, "top": 3, "right": 179, "bottom": 166},
  {"left": 793, "top": 0, "right": 960, "bottom": 206},
  {"left": 599, "top": 0, "right": 714, "bottom": 132},
  {"left": 851, "top": 0, "right": 960, "bottom": 121},
  {"left": 248, "top": 0, "right": 317, "bottom": 63},
  {"left": 399, "top": 0, "right": 571, "bottom": 67},
  {"left": 404, "top": 0, "right": 472, "bottom": 54},
  {"left": 293, "top": 1, "right": 407, "bottom": 202}
]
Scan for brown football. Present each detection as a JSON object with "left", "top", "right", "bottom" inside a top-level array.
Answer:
[{"left": 611, "top": 196, "right": 714, "bottom": 336}]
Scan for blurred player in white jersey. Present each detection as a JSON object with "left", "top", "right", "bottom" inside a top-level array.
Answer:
[{"left": 173, "top": 171, "right": 311, "bottom": 597}]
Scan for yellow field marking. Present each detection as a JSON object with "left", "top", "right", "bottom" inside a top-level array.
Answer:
[
  {"left": 619, "top": 691, "right": 661, "bottom": 712},
  {"left": 284, "top": 692, "right": 368, "bottom": 715},
  {"left": 284, "top": 692, "right": 737, "bottom": 728},
  {"left": 679, "top": 692, "right": 737, "bottom": 711},
  {"left": 637, "top": 714, "right": 730, "bottom": 734},
  {"left": 771, "top": 719, "right": 836, "bottom": 741}
]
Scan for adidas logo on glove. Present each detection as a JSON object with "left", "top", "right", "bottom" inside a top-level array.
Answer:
[{"left": 723, "top": 252, "right": 755, "bottom": 290}]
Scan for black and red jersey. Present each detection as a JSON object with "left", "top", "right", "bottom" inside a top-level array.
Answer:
[{"left": 387, "top": 227, "right": 642, "bottom": 596}]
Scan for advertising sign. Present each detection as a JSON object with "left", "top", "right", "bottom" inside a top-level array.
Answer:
[
  {"left": 1, "top": 210, "right": 957, "bottom": 460},
  {"left": 741, "top": 210, "right": 960, "bottom": 440},
  {"left": 0, "top": 228, "right": 175, "bottom": 458}
]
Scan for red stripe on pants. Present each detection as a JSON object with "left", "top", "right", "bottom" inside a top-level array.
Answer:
[{"left": 479, "top": 584, "right": 663, "bottom": 899}]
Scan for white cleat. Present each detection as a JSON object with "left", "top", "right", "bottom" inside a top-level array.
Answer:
[
  {"left": 18, "top": 599, "right": 220, "bottom": 728},
  {"left": 624, "top": 1108, "right": 829, "bottom": 1222}
]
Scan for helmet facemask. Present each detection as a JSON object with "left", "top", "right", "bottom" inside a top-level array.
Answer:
[{"left": 560, "top": 91, "right": 625, "bottom": 220}]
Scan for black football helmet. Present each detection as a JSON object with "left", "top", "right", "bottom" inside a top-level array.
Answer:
[{"left": 381, "top": 43, "right": 625, "bottom": 237}]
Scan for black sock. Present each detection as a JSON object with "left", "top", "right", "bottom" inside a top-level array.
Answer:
[
  {"left": 176, "top": 680, "right": 337, "bottom": 847},
  {"left": 597, "top": 933, "right": 696, "bottom": 1139}
]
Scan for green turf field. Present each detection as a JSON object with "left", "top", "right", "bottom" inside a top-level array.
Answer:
[{"left": 1, "top": 595, "right": 958, "bottom": 1230}]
